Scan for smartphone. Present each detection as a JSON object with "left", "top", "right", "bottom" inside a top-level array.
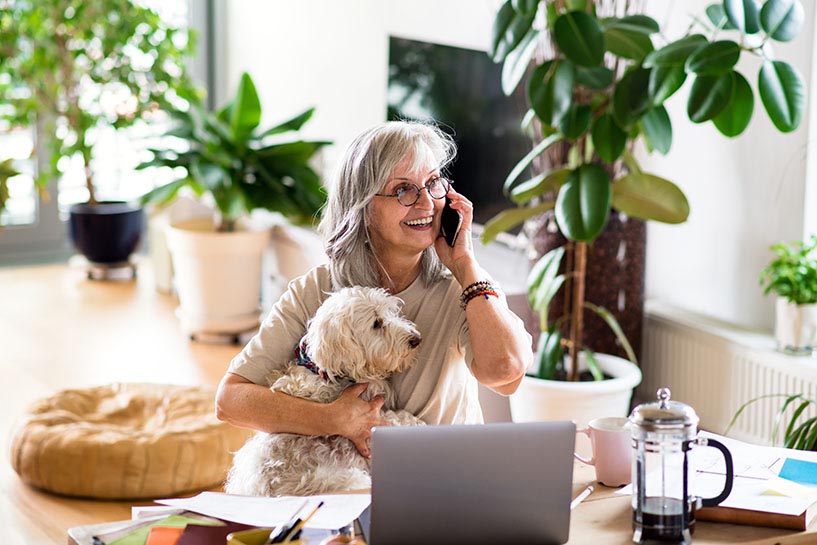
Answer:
[{"left": 440, "top": 197, "right": 463, "bottom": 247}]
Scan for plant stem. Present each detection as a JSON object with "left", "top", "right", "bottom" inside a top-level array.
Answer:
[{"left": 568, "top": 240, "right": 587, "bottom": 381}]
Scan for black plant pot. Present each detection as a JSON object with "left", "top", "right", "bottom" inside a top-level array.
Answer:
[{"left": 68, "top": 202, "right": 144, "bottom": 264}]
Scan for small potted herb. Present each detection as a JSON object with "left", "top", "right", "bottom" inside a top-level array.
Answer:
[{"left": 759, "top": 235, "right": 817, "bottom": 355}]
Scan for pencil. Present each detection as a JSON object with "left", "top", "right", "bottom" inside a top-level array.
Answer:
[
  {"left": 282, "top": 500, "right": 325, "bottom": 543},
  {"left": 570, "top": 485, "right": 594, "bottom": 511},
  {"left": 267, "top": 499, "right": 310, "bottom": 544}
]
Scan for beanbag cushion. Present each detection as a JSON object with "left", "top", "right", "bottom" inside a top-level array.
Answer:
[{"left": 10, "top": 383, "right": 253, "bottom": 499}]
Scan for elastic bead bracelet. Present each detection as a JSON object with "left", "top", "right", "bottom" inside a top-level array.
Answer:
[{"left": 460, "top": 280, "right": 500, "bottom": 309}]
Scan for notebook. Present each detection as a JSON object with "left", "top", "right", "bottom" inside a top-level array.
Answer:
[{"left": 368, "top": 421, "right": 576, "bottom": 545}]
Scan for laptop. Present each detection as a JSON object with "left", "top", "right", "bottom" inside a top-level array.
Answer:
[{"left": 366, "top": 421, "right": 576, "bottom": 545}]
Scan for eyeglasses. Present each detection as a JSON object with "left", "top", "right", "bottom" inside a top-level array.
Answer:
[{"left": 375, "top": 177, "right": 452, "bottom": 207}]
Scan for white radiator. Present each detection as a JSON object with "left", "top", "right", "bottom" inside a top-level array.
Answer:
[{"left": 640, "top": 302, "right": 817, "bottom": 445}]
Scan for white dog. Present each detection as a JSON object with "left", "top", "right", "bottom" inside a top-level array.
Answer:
[{"left": 225, "top": 286, "right": 425, "bottom": 497}]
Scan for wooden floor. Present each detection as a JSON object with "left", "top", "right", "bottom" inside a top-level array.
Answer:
[{"left": 0, "top": 261, "right": 242, "bottom": 545}]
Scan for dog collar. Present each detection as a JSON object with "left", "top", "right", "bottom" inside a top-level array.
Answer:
[{"left": 295, "top": 341, "right": 356, "bottom": 384}]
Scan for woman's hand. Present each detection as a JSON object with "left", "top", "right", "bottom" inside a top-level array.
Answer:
[
  {"left": 434, "top": 187, "right": 478, "bottom": 283},
  {"left": 329, "top": 382, "right": 390, "bottom": 458}
]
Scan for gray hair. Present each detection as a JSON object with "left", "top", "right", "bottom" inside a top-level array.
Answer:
[{"left": 318, "top": 121, "right": 457, "bottom": 290}]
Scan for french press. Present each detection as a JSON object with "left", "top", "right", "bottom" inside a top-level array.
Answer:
[{"left": 630, "top": 388, "right": 734, "bottom": 544}]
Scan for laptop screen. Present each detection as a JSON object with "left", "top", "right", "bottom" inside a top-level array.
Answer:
[{"left": 369, "top": 421, "right": 576, "bottom": 545}]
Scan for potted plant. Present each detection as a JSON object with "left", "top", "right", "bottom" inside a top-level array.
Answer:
[
  {"left": 728, "top": 393, "right": 817, "bottom": 450},
  {"left": 482, "top": 0, "right": 807, "bottom": 425},
  {"left": 759, "top": 235, "right": 817, "bottom": 355},
  {"left": 138, "top": 72, "right": 330, "bottom": 338},
  {"left": 0, "top": 1, "right": 197, "bottom": 264}
]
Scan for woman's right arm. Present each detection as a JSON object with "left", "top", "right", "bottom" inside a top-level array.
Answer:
[{"left": 215, "top": 371, "right": 389, "bottom": 457}]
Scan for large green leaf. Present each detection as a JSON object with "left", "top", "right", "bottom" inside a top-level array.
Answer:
[
  {"left": 528, "top": 60, "right": 575, "bottom": 126},
  {"left": 758, "top": 60, "right": 805, "bottom": 132},
  {"left": 591, "top": 113, "right": 627, "bottom": 163},
  {"left": 575, "top": 66, "right": 615, "bottom": 89},
  {"left": 583, "top": 349, "right": 605, "bottom": 381},
  {"left": 258, "top": 108, "right": 316, "bottom": 138},
  {"left": 604, "top": 28, "right": 654, "bottom": 61},
  {"left": 648, "top": 65, "right": 687, "bottom": 105},
  {"left": 503, "top": 133, "right": 564, "bottom": 194},
  {"left": 534, "top": 328, "right": 564, "bottom": 380},
  {"left": 555, "top": 164, "right": 611, "bottom": 242},
  {"left": 612, "top": 67, "right": 651, "bottom": 129},
  {"left": 553, "top": 11, "right": 605, "bottom": 67},
  {"left": 491, "top": 0, "right": 536, "bottom": 62},
  {"left": 724, "top": 0, "right": 761, "bottom": 34},
  {"left": 511, "top": 0, "right": 538, "bottom": 15},
  {"left": 601, "top": 15, "right": 660, "bottom": 34},
  {"left": 687, "top": 73, "right": 734, "bottom": 122},
  {"left": 559, "top": 104, "right": 592, "bottom": 140},
  {"left": 611, "top": 171, "right": 689, "bottom": 224},
  {"left": 481, "top": 201, "right": 555, "bottom": 244},
  {"left": 760, "top": 0, "right": 805, "bottom": 42},
  {"left": 229, "top": 73, "right": 262, "bottom": 143},
  {"left": 511, "top": 168, "right": 571, "bottom": 204},
  {"left": 640, "top": 105, "right": 672, "bottom": 154},
  {"left": 643, "top": 34, "right": 707, "bottom": 67},
  {"left": 706, "top": 3, "right": 737, "bottom": 29},
  {"left": 713, "top": 71, "right": 754, "bottom": 137},
  {"left": 685, "top": 40, "right": 741, "bottom": 75},
  {"left": 502, "top": 28, "right": 540, "bottom": 95},
  {"left": 526, "top": 246, "right": 566, "bottom": 307}
]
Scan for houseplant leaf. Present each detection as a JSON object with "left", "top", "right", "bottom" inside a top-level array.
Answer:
[
  {"left": 649, "top": 65, "right": 687, "bottom": 105},
  {"left": 601, "top": 15, "right": 660, "bottom": 34},
  {"left": 503, "top": 133, "right": 563, "bottom": 194},
  {"left": 559, "top": 104, "right": 592, "bottom": 140},
  {"left": 575, "top": 66, "right": 615, "bottom": 89},
  {"left": 687, "top": 73, "right": 734, "bottom": 122},
  {"left": 612, "top": 67, "right": 651, "bottom": 129},
  {"left": 584, "top": 302, "right": 638, "bottom": 364},
  {"left": 685, "top": 40, "right": 741, "bottom": 76},
  {"left": 591, "top": 113, "right": 627, "bottom": 163},
  {"left": 643, "top": 34, "right": 707, "bottom": 67},
  {"left": 258, "top": 108, "right": 316, "bottom": 138},
  {"left": 529, "top": 60, "right": 575, "bottom": 126},
  {"left": 553, "top": 11, "right": 605, "bottom": 67},
  {"left": 758, "top": 60, "right": 805, "bottom": 132},
  {"left": 481, "top": 201, "right": 555, "bottom": 244},
  {"left": 706, "top": 3, "right": 737, "bottom": 29},
  {"left": 491, "top": 0, "right": 536, "bottom": 62},
  {"left": 535, "top": 327, "right": 564, "bottom": 380},
  {"left": 502, "top": 28, "right": 540, "bottom": 95},
  {"left": 555, "top": 164, "right": 611, "bottom": 242},
  {"left": 527, "top": 246, "right": 566, "bottom": 302},
  {"left": 511, "top": 0, "right": 539, "bottom": 15},
  {"left": 583, "top": 349, "right": 605, "bottom": 381},
  {"left": 724, "top": 0, "right": 762, "bottom": 34},
  {"left": 611, "top": 171, "right": 689, "bottom": 224},
  {"left": 713, "top": 71, "right": 754, "bottom": 137},
  {"left": 511, "top": 168, "right": 570, "bottom": 205},
  {"left": 604, "top": 27, "right": 654, "bottom": 61},
  {"left": 760, "top": 0, "right": 805, "bottom": 42},
  {"left": 227, "top": 73, "right": 262, "bottom": 143},
  {"left": 640, "top": 105, "right": 672, "bottom": 154}
]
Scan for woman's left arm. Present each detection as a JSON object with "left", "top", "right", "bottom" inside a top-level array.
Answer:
[{"left": 435, "top": 190, "right": 532, "bottom": 395}]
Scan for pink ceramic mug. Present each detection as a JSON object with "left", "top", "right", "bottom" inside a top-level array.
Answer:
[{"left": 574, "top": 416, "right": 632, "bottom": 487}]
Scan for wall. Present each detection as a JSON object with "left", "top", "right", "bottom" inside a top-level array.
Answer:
[{"left": 223, "top": 0, "right": 816, "bottom": 332}]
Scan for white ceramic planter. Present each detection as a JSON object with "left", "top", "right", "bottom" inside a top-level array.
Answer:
[
  {"left": 509, "top": 353, "right": 642, "bottom": 431},
  {"left": 166, "top": 218, "right": 270, "bottom": 335},
  {"left": 775, "top": 297, "right": 817, "bottom": 356}
]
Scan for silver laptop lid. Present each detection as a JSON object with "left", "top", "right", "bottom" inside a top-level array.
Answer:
[{"left": 370, "top": 421, "right": 576, "bottom": 545}]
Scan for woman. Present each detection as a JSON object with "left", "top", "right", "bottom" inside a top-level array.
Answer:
[{"left": 216, "top": 121, "right": 532, "bottom": 457}]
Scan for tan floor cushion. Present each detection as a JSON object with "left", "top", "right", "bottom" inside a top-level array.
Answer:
[{"left": 10, "top": 383, "right": 253, "bottom": 499}]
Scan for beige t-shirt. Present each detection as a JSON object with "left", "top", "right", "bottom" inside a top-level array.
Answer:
[{"left": 229, "top": 264, "right": 507, "bottom": 425}]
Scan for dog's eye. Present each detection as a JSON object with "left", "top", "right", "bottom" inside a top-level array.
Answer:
[{"left": 373, "top": 318, "right": 383, "bottom": 329}]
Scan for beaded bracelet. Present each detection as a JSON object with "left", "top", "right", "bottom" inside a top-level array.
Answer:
[{"left": 460, "top": 280, "right": 500, "bottom": 309}]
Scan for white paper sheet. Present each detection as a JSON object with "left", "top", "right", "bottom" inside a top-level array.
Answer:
[
  {"left": 616, "top": 431, "right": 817, "bottom": 516},
  {"left": 156, "top": 492, "right": 371, "bottom": 529}
]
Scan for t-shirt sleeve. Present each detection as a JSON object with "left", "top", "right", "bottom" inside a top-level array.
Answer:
[{"left": 228, "top": 266, "right": 329, "bottom": 385}]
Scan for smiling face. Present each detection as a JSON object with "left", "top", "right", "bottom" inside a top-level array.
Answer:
[{"left": 367, "top": 151, "right": 446, "bottom": 259}]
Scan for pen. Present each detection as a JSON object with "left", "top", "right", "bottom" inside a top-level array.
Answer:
[
  {"left": 91, "top": 536, "right": 106, "bottom": 545},
  {"left": 267, "top": 499, "right": 310, "bottom": 544},
  {"left": 570, "top": 485, "right": 594, "bottom": 511},
  {"left": 282, "top": 500, "right": 325, "bottom": 543}
]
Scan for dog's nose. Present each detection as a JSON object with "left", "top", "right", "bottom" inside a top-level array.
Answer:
[{"left": 408, "top": 335, "right": 422, "bottom": 349}]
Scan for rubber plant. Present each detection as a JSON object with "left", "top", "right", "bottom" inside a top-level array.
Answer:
[
  {"left": 0, "top": 0, "right": 197, "bottom": 204},
  {"left": 139, "top": 72, "right": 330, "bottom": 231},
  {"left": 482, "top": 0, "right": 807, "bottom": 381}
]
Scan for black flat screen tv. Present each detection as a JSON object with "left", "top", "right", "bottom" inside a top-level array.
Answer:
[{"left": 387, "top": 36, "right": 532, "bottom": 227}]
